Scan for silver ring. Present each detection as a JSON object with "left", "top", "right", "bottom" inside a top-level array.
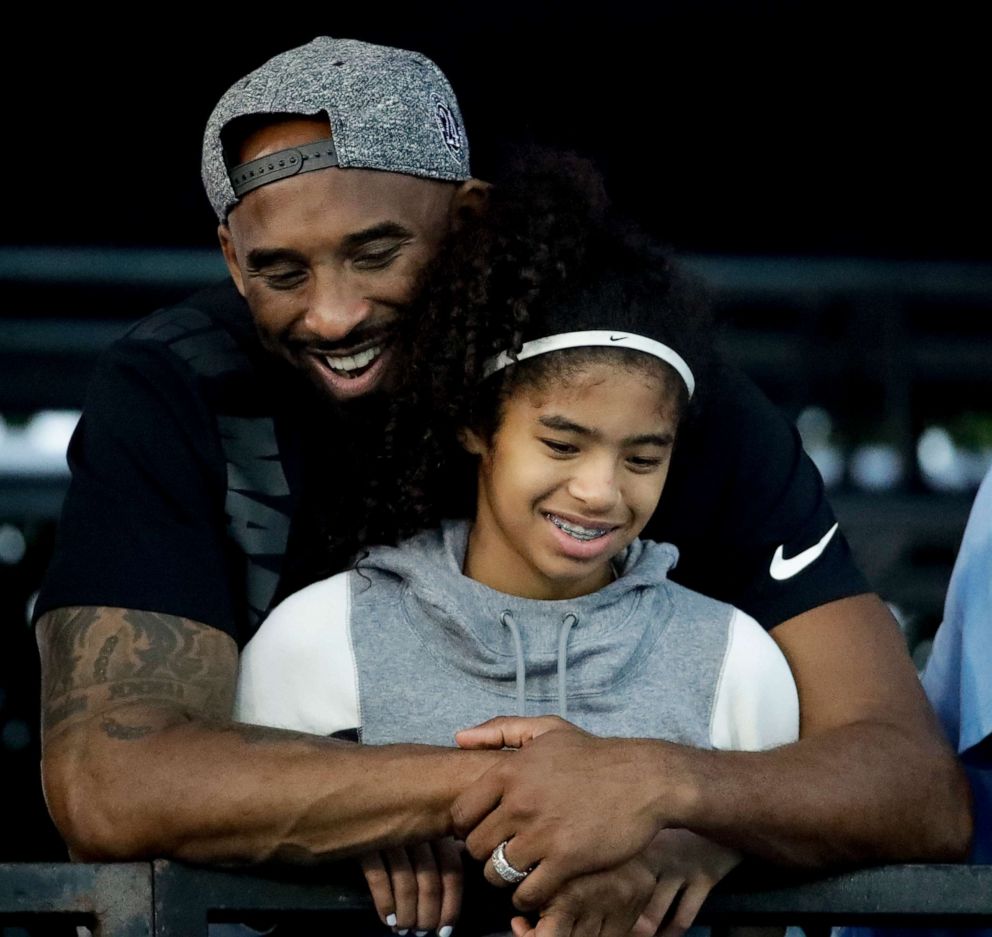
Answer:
[{"left": 490, "top": 839, "right": 529, "bottom": 884}]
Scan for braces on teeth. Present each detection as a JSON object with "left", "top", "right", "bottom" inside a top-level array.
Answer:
[{"left": 547, "top": 514, "right": 609, "bottom": 541}]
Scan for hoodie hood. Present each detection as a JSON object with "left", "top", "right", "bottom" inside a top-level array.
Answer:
[{"left": 358, "top": 519, "right": 681, "bottom": 714}]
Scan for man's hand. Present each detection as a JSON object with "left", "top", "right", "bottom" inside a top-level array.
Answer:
[
  {"left": 361, "top": 838, "right": 462, "bottom": 936},
  {"left": 452, "top": 716, "right": 663, "bottom": 910},
  {"left": 451, "top": 596, "right": 971, "bottom": 908}
]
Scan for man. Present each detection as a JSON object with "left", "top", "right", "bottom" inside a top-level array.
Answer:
[{"left": 35, "top": 34, "right": 969, "bottom": 931}]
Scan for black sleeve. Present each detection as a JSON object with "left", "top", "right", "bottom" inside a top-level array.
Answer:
[
  {"left": 644, "top": 361, "right": 869, "bottom": 630},
  {"left": 33, "top": 339, "right": 244, "bottom": 639}
]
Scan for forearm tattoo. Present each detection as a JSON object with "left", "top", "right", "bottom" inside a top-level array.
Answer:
[
  {"left": 100, "top": 717, "right": 154, "bottom": 740},
  {"left": 38, "top": 607, "right": 237, "bottom": 739}
]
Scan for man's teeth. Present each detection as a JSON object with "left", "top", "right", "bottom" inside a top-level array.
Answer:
[
  {"left": 324, "top": 345, "right": 382, "bottom": 376},
  {"left": 547, "top": 514, "right": 610, "bottom": 541}
]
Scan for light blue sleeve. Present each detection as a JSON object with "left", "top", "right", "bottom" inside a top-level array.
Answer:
[
  {"left": 836, "top": 468, "right": 992, "bottom": 937},
  {"left": 922, "top": 466, "right": 992, "bottom": 758}
]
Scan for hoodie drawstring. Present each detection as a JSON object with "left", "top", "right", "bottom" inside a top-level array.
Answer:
[
  {"left": 500, "top": 610, "right": 579, "bottom": 720},
  {"left": 557, "top": 613, "right": 578, "bottom": 720},
  {"left": 500, "top": 610, "right": 527, "bottom": 716}
]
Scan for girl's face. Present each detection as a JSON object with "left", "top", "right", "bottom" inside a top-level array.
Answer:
[{"left": 462, "top": 360, "right": 679, "bottom": 601}]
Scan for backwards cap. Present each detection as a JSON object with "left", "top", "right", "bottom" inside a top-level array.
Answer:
[{"left": 201, "top": 36, "right": 471, "bottom": 221}]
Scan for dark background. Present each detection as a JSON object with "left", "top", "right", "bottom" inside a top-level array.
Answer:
[{"left": 2, "top": 3, "right": 988, "bottom": 261}]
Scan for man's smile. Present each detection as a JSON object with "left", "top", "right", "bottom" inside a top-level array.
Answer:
[
  {"left": 297, "top": 333, "right": 398, "bottom": 400},
  {"left": 323, "top": 345, "right": 384, "bottom": 377},
  {"left": 311, "top": 328, "right": 395, "bottom": 379}
]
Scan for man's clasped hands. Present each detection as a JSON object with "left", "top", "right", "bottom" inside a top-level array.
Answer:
[{"left": 360, "top": 716, "right": 741, "bottom": 937}]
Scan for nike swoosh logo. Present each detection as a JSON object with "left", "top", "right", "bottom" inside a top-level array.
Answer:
[
  {"left": 769, "top": 523, "right": 839, "bottom": 581},
  {"left": 609, "top": 335, "right": 627, "bottom": 342}
]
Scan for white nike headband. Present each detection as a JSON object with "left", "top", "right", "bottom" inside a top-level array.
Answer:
[{"left": 481, "top": 330, "right": 696, "bottom": 398}]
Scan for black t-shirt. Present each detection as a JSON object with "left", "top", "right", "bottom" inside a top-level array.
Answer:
[{"left": 35, "top": 281, "right": 867, "bottom": 647}]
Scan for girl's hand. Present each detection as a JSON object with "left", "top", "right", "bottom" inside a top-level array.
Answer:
[
  {"left": 639, "top": 828, "right": 743, "bottom": 937},
  {"left": 361, "top": 838, "right": 463, "bottom": 936},
  {"left": 455, "top": 714, "right": 574, "bottom": 750},
  {"left": 508, "top": 854, "right": 658, "bottom": 937},
  {"left": 509, "top": 828, "right": 741, "bottom": 937}
]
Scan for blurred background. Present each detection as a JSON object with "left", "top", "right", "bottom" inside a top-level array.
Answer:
[{"left": 1, "top": 3, "right": 989, "bottom": 868}]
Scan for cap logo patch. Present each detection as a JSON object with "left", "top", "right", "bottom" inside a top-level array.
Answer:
[{"left": 431, "top": 93, "right": 462, "bottom": 158}]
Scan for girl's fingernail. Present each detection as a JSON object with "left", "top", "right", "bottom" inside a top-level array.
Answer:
[
  {"left": 439, "top": 927, "right": 454, "bottom": 937},
  {"left": 398, "top": 930, "right": 409, "bottom": 935},
  {"left": 386, "top": 915, "right": 397, "bottom": 927},
  {"left": 415, "top": 931, "right": 429, "bottom": 936}
]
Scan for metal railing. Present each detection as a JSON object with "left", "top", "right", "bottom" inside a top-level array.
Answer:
[
  {"left": 3, "top": 245, "right": 992, "bottom": 297},
  {"left": 3, "top": 862, "right": 992, "bottom": 936},
  {"left": 0, "top": 862, "right": 152, "bottom": 936}
]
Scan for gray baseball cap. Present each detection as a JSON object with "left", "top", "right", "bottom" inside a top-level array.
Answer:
[{"left": 202, "top": 36, "right": 472, "bottom": 221}]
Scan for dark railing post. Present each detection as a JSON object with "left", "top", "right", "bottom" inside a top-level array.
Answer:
[
  {"left": 6, "top": 861, "right": 992, "bottom": 933},
  {"left": 0, "top": 862, "right": 152, "bottom": 936},
  {"left": 699, "top": 864, "right": 992, "bottom": 927},
  {"left": 153, "top": 859, "right": 375, "bottom": 936},
  {"left": 153, "top": 862, "right": 992, "bottom": 933}
]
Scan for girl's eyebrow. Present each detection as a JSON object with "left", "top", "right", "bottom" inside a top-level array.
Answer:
[
  {"left": 538, "top": 415, "right": 673, "bottom": 448},
  {"left": 626, "top": 432, "right": 675, "bottom": 448},
  {"left": 539, "top": 414, "right": 589, "bottom": 435}
]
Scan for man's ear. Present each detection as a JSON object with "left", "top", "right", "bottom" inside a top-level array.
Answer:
[
  {"left": 457, "top": 425, "right": 487, "bottom": 456},
  {"left": 450, "top": 178, "right": 490, "bottom": 230},
  {"left": 217, "top": 223, "right": 246, "bottom": 296}
]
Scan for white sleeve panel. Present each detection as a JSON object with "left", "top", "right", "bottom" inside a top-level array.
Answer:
[
  {"left": 710, "top": 608, "right": 800, "bottom": 751},
  {"left": 234, "top": 573, "right": 360, "bottom": 736}
]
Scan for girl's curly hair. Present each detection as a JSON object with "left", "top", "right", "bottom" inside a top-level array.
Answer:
[{"left": 328, "top": 147, "right": 715, "bottom": 565}]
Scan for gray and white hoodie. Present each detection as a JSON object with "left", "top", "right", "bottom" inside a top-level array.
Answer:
[{"left": 235, "top": 520, "right": 798, "bottom": 750}]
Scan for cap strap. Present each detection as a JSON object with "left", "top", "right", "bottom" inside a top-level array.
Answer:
[
  {"left": 229, "top": 138, "right": 340, "bottom": 198},
  {"left": 482, "top": 330, "right": 695, "bottom": 398}
]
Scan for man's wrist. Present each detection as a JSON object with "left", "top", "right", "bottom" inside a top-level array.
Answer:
[
  {"left": 630, "top": 737, "right": 705, "bottom": 832},
  {"left": 442, "top": 747, "right": 505, "bottom": 808}
]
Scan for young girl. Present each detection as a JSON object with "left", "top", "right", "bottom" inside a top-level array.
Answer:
[{"left": 234, "top": 158, "right": 799, "bottom": 937}]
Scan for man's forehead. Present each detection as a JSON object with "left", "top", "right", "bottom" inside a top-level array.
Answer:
[
  {"left": 234, "top": 115, "right": 333, "bottom": 165},
  {"left": 224, "top": 155, "right": 457, "bottom": 253},
  {"left": 229, "top": 161, "right": 454, "bottom": 225}
]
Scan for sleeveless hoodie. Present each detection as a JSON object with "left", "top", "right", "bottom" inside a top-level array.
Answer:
[{"left": 236, "top": 520, "right": 799, "bottom": 751}]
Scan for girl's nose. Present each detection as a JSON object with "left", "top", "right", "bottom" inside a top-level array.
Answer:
[{"left": 567, "top": 458, "right": 621, "bottom": 512}]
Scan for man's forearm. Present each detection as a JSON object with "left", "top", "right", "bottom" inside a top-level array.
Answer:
[
  {"left": 45, "top": 707, "right": 501, "bottom": 864},
  {"left": 639, "top": 720, "right": 971, "bottom": 867},
  {"left": 657, "top": 595, "right": 973, "bottom": 868},
  {"left": 453, "top": 707, "right": 971, "bottom": 912},
  {"left": 38, "top": 606, "right": 502, "bottom": 865}
]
